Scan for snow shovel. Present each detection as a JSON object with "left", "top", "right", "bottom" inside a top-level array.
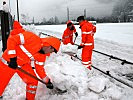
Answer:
[
  {"left": 17, "top": 67, "right": 67, "bottom": 94},
  {"left": 73, "top": 36, "right": 77, "bottom": 44}
]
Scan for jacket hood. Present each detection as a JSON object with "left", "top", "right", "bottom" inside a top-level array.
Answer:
[
  {"left": 13, "top": 21, "right": 23, "bottom": 29},
  {"left": 66, "top": 20, "right": 72, "bottom": 25},
  {"left": 11, "top": 21, "right": 25, "bottom": 35}
]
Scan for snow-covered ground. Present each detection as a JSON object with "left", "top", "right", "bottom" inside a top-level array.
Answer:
[
  {"left": 0, "top": 23, "right": 133, "bottom": 100},
  {"left": 35, "top": 23, "right": 133, "bottom": 47}
]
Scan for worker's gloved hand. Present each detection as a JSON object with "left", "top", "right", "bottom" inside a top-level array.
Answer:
[
  {"left": 8, "top": 57, "right": 18, "bottom": 69},
  {"left": 43, "top": 76, "right": 54, "bottom": 89},
  {"left": 71, "top": 42, "right": 74, "bottom": 45},
  {"left": 46, "top": 80, "right": 54, "bottom": 89},
  {"left": 78, "top": 45, "right": 84, "bottom": 49},
  {"left": 75, "top": 32, "right": 78, "bottom": 37},
  {"left": 39, "top": 48, "right": 45, "bottom": 54}
]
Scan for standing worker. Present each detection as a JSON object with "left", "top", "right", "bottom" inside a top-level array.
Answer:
[
  {"left": 77, "top": 16, "right": 96, "bottom": 70},
  {"left": 62, "top": 20, "right": 78, "bottom": 45},
  {"left": 0, "top": 21, "right": 61, "bottom": 100}
]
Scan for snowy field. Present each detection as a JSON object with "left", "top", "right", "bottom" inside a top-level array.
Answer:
[
  {"left": 35, "top": 23, "right": 133, "bottom": 46},
  {"left": 0, "top": 23, "right": 133, "bottom": 100}
]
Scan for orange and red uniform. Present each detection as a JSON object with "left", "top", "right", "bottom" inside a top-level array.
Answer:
[
  {"left": 0, "top": 21, "right": 60, "bottom": 100},
  {"left": 79, "top": 20, "right": 96, "bottom": 70},
  {"left": 62, "top": 21, "right": 76, "bottom": 45}
]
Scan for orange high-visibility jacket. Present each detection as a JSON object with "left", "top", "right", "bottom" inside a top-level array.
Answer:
[
  {"left": 80, "top": 20, "right": 96, "bottom": 49},
  {"left": 2, "top": 24, "right": 47, "bottom": 79}
]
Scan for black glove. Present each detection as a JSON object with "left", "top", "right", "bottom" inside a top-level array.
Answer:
[
  {"left": 46, "top": 80, "right": 54, "bottom": 89},
  {"left": 39, "top": 48, "right": 45, "bottom": 54},
  {"left": 75, "top": 32, "right": 78, "bottom": 37},
  {"left": 78, "top": 45, "right": 84, "bottom": 49},
  {"left": 8, "top": 57, "right": 18, "bottom": 69}
]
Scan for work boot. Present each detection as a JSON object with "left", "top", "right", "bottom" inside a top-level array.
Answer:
[{"left": 87, "top": 65, "right": 92, "bottom": 70}]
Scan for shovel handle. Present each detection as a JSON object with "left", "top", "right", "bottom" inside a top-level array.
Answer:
[
  {"left": 17, "top": 67, "right": 46, "bottom": 85},
  {"left": 73, "top": 36, "right": 77, "bottom": 43}
]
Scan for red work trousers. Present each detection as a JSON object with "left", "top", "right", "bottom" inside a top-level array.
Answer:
[
  {"left": 82, "top": 46, "right": 93, "bottom": 69},
  {"left": 0, "top": 60, "right": 38, "bottom": 100}
]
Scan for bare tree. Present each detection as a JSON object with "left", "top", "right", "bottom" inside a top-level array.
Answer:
[
  {"left": 21, "top": 14, "right": 29, "bottom": 24},
  {"left": 112, "top": 0, "right": 133, "bottom": 22},
  {"left": 55, "top": 16, "right": 60, "bottom": 24}
]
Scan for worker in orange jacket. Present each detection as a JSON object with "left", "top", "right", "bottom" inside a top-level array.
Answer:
[
  {"left": 77, "top": 16, "right": 96, "bottom": 70},
  {"left": 62, "top": 20, "right": 78, "bottom": 45},
  {"left": 0, "top": 21, "right": 61, "bottom": 100}
]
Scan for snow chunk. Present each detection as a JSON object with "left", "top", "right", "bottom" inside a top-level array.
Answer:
[
  {"left": 61, "top": 43, "right": 77, "bottom": 53},
  {"left": 104, "top": 86, "right": 123, "bottom": 100},
  {"left": 88, "top": 76, "right": 109, "bottom": 93}
]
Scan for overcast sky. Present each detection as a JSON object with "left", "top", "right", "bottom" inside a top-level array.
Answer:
[{"left": 1, "top": 0, "right": 119, "bottom": 22}]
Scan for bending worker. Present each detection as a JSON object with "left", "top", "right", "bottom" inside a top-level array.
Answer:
[
  {"left": 0, "top": 21, "right": 61, "bottom": 100},
  {"left": 62, "top": 20, "right": 78, "bottom": 45}
]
